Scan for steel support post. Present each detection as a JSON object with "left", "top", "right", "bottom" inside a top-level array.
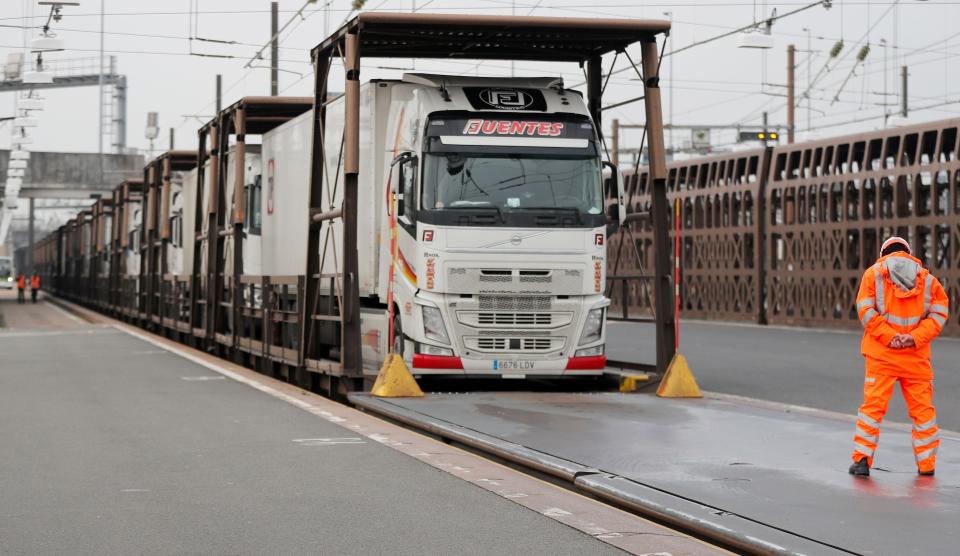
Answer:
[
  {"left": 232, "top": 108, "right": 247, "bottom": 354},
  {"left": 341, "top": 32, "right": 362, "bottom": 380},
  {"left": 755, "top": 146, "right": 774, "bottom": 325},
  {"left": 270, "top": 2, "right": 279, "bottom": 96},
  {"left": 213, "top": 122, "right": 230, "bottom": 348},
  {"left": 159, "top": 157, "right": 173, "bottom": 328},
  {"left": 144, "top": 164, "right": 158, "bottom": 320},
  {"left": 586, "top": 55, "right": 603, "bottom": 135},
  {"left": 27, "top": 198, "right": 35, "bottom": 275},
  {"left": 640, "top": 39, "right": 676, "bottom": 374},
  {"left": 611, "top": 118, "right": 620, "bottom": 166},
  {"left": 901, "top": 65, "right": 908, "bottom": 117},
  {"left": 302, "top": 51, "right": 330, "bottom": 370},
  {"left": 190, "top": 132, "right": 209, "bottom": 335},
  {"left": 205, "top": 122, "right": 222, "bottom": 344},
  {"left": 787, "top": 44, "right": 795, "bottom": 144}
]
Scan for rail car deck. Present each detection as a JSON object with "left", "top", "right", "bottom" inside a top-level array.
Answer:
[{"left": 352, "top": 391, "right": 960, "bottom": 555}]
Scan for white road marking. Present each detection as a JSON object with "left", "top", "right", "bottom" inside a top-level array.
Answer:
[
  {"left": 293, "top": 438, "right": 366, "bottom": 446},
  {"left": 45, "top": 300, "right": 85, "bottom": 324},
  {"left": 112, "top": 325, "right": 355, "bottom": 427},
  {"left": 0, "top": 328, "right": 115, "bottom": 339},
  {"left": 181, "top": 375, "right": 226, "bottom": 381}
]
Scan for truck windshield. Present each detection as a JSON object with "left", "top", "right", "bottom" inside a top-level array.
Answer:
[{"left": 422, "top": 153, "right": 603, "bottom": 215}]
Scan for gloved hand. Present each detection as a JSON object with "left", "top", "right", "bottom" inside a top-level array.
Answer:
[{"left": 889, "top": 333, "right": 916, "bottom": 349}]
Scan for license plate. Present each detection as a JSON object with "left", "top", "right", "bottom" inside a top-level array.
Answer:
[{"left": 494, "top": 360, "right": 535, "bottom": 371}]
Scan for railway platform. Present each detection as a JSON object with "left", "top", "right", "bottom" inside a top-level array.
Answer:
[{"left": 0, "top": 298, "right": 723, "bottom": 556}]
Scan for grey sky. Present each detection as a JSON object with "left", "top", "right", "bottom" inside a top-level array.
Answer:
[{"left": 1, "top": 0, "right": 958, "bottom": 157}]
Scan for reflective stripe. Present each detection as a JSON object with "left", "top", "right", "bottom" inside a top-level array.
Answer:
[
  {"left": 885, "top": 313, "right": 923, "bottom": 326},
  {"left": 914, "top": 418, "right": 938, "bottom": 432},
  {"left": 864, "top": 376, "right": 876, "bottom": 384},
  {"left": 923, "top": 274, "right": 934, "bottom": 314},
  {"left": 854, "top": 440, "right": 876, "bottom": 457},
  {"left": 913, "top": 434, "right": 940, "bottom": 448},
  {"left": 874, "top": 266, "right": 885, "bottom": 314},
  {"left": 858, "top": 412, "right": 881, "bottom": 428},
  {"left": 857, "top": 297, "right": 875, "bottom": 310},
  {"left": 929, "top": 304, "right": 949, "bottom": 316},
  {"left": 860, "top": 308, "right": 878, "bottom": 326},
  {"left": 915, "top": 445, "right": 938, "bottom": 463},
  {"left": 931, "top": 313, "right": 947, "bottom": 327},
  {"left": 856, "top": 426, "right": 879, "bottom": 444}
]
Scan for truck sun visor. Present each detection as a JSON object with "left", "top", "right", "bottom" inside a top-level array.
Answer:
[
  {"left": 463, "top": 119, "right": 564, "bottom": 137},
  {"left": 427, "top": 112, "right": 596, "bottom": 151}
]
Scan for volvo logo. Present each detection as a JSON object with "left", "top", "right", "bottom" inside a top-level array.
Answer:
[
  {"left": 479, "top": 89, "right": 535, "bottom": 110},
  {"left": 510, "top": 234, "right": 523, "bottom": 246}
]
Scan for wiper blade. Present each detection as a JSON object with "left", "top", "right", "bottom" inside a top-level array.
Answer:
[
  {"left": 443, "top": 204, "right": 504, "bottom": 223},
  {"left": 521, "top": 206, "right": 583, "bottom": 223}
]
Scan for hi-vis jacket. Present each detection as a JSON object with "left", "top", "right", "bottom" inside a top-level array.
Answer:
[{"left": 856, "top": 253, "right": 949, "bottom": 379}]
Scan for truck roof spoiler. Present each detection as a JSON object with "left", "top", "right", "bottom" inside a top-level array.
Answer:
[{"left": 402, "top": 73, "right": 563, "bottom": 90}]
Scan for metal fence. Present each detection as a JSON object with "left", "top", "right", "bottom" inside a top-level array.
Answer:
[{"left": 608, "top": 117, "right": 960, "bottom": 337}]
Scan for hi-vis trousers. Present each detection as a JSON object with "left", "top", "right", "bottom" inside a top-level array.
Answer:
[{"left": 852, "top": 371, "right": 940, "bottom": 472}]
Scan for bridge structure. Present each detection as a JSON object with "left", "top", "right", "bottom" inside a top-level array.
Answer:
[{"left": 0, "top": 149, "right": 143, "bottom": 271}]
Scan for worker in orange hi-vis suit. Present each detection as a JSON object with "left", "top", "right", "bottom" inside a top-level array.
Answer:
[
  {"left": 16, "top": 274, "right": 26, "bottom": 304},
  {"left": 30, "top": 274, "right": 40, "bottom": 304},
  {"left": 850, "top": 236, "right": 949, "bottom": 477}
]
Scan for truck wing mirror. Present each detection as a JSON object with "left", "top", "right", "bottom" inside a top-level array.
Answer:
[
  {"left": 602, "top": 161, "right": 627, "bottom": 226},
  {"left": 390, "top": 152, "right": 415, "bottom": 195}
]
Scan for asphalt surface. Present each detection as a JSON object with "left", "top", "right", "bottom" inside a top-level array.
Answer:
[
  {"left": 608, "top": 320, "right": 960, "bottom": 430},
  {"left": 366, "top": 392, "right": 960, "bottom": 556},
  {"left": 0, "top": 290, "right": 80, "bottom": 330},
  {"left": 0, "top": 324, "right": 630, "bottom": 556}
]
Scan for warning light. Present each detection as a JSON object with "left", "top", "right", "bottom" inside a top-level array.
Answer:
[{"left": 738, "top": 130, "right": 780, "bottom": 143}]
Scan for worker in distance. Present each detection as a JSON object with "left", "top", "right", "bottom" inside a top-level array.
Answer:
[{"left": 850, "top": 236, "right": 948, "bottom": 477}]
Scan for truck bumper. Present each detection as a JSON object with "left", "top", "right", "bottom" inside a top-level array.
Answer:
[{"left": 409, "top": 354, "right": 606, "bottom": 377}]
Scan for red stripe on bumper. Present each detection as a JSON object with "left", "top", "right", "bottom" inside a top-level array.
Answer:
[
  {"left": 412, "top": 354, "right": 464, "bottom": 370},
  {"left": 565, "top": 355, "right": 607, "bottom": 370}
]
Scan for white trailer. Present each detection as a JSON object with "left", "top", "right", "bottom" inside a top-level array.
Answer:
[{"left": 261, "top": 74, "right": 615, "bottom": 377}]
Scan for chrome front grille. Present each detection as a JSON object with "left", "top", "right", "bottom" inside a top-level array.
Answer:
[
  {"left": 479, "top": 296, "right": 551, "bottom": 311},
  {"left": 478, "top": 312, "right": 552, "bottom": 325},
  {"left": 466, "top": 336, "right": 565, "bottom": 353},
  {"left": 456, "top": 309, "right": 573, "bottom": 329}
]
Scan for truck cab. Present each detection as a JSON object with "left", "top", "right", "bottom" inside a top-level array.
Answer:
[{"left": 386, "top": 75, "right": 619, "bottom": 377}]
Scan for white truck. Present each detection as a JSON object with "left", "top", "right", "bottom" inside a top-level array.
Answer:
[{"left": 260, "top": 73, "right": 617, "bottom": 377}]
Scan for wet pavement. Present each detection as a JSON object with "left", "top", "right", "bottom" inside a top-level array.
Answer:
[
  {"left": 356, "top": 391, "right": 960, "bottom": 555},
  {"left": 608, "top": 320, "right": 960, "bottom": 430}
]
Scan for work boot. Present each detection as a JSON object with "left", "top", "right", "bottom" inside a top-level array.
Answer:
[
  {"left": 919, "top": 469, "right": 935, "bottom": 477},
  {"left": 849, "top": 458, "right": 870, "bottom": 477}
]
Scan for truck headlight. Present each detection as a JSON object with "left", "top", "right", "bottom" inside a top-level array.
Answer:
[
  {"left": 579, "top": 308, "right": 604, "bottom": 345},
  {"left": 575, "top": 345, "right": 604, "bottom": 357},
  {"left": 417, "top": 342, "right": 454, "bottom": 357},
  {"left": 422, "top": 305, "right": 450, "bottom": 345}
]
